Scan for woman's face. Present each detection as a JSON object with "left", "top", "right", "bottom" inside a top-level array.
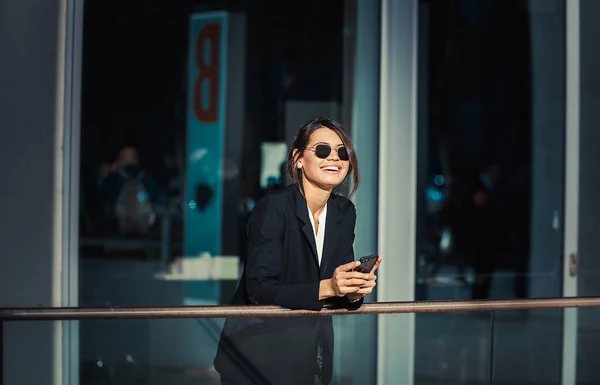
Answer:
[{"left": 297, "top": 127, "right": 350, "bottom": 191}]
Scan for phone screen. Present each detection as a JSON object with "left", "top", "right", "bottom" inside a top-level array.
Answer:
[{"left": 355, "top": 255, "right": 378, "bottom": 273}]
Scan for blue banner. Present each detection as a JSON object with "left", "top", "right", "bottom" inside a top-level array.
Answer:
[{"left": 185, "top": 12, "right": 229, "bottom": 303}]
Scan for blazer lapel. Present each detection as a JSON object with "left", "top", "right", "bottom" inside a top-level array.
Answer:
[
  {"left": 294, "top": 188, "right": 319, "bottom": 266},
  {"left": 320, "top": 196, "right": 343, "bottom": 275}
]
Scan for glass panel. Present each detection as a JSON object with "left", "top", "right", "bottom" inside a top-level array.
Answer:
[
  {"left": 1, "top": 321, "right": 61, "bottom": 385},
  {"left": 80, "top": 318, "right": 226, "bottom": 384},
  {"left": 78, "top": 0, "right": 381, "bottom": 383},
  {"left": 579, "top": 0, "right": 600, "bottom": 297},
  {"left": 79, "top": 0, "right": 380, "bottom": 305},
  {"left": 416, "top": 0, "right": 566, "bottom": 302},
  {"left": 578, "top": 0, "right": 600, "bottom": 382},
  {"left": 0, "top": 315, "right": 379, "bottom": 384},
  {"left": 576, "top": 307, "right": 600, "bottom": 383},
  {"left": 79, "top": 315, "right": 380, "bottom": 384},
  {"left": 490, "top": 309, "right": 562, "bottom": 385},
  {"left": 0, "top": 312, "right": 486, "bottom": 385},
  {"left": 3, "top": 308, "right": 588, "bottom": 384},
  {"left": 416, "top": 1, "right": 566, "bottom": 383},
  {"left": 417, "top": 309, "right": 564, "bottom": 385},
  {"left": 414, "top": 312, "right": 492, "bottom": 384}
]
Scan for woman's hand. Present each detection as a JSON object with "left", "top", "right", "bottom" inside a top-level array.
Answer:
[
  {"left": 346, "top": 256, "right": 382, "bottom": 301},
  {"left": 320, "top": 261, "right": 364, "bottom": 299},
  {"left": 319, "top": 257, "right": 382, "bottom": 300}
]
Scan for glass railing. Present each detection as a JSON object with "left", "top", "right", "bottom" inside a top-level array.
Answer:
[{"left": 1, "top": 297, "right": 599, "bottom": 385}]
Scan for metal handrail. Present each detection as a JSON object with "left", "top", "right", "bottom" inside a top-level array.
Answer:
[{"left": 1, "top": 296, "right": 599, "bottom": 321}]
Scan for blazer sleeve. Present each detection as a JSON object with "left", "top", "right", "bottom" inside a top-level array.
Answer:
[
  {"left": 245, "top": 196, "right": 322, "bottom": 310},
  {"left": 324, "top": 203, "right": 364, "bottom": 310}
]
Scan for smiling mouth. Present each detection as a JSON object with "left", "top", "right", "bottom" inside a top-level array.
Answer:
[{"left": 322, "top": 166, "right": 341, "bottom": 173}]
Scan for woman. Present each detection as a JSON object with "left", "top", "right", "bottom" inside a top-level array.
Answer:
[{"left": 214, "top": 118, "right": 381, "bottom": 385}]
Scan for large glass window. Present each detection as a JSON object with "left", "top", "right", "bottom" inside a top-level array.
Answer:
[
  {"left": 417, "top": 0, "right": 566, "bottom": 302},
  {"left": 577, "top": 0, "right": 600, "bottom": 382},
  {"left": 78, "top": 0, "right": 380, "bottom": 382},
  {"left": 415, "top": 1, "right": 566, "bottom": 383}
]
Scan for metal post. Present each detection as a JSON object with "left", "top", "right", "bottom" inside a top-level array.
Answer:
[
  {"left": 1, "top": 321, "right": 4, "bottom": 385},
  {"left": 160, "top": 211, "right": 172, "bottom": 270},
  {"left": 488, "top": 312, "right": 495, "bottom": 385}
]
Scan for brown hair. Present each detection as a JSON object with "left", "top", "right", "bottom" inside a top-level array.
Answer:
[{"left": 287, "top": 117, "right": 360, "bottom": 197}]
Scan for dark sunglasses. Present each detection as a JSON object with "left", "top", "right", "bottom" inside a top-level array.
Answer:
[{"left": 306, "top": 144, "right": 350, "bottom": 161}]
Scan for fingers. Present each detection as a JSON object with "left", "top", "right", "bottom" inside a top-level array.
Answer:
[
  {"left": 332, "top": 260, "right": 379, "bottom": 297},
  {"left": 336, "top": 261, "right": 361, "bottom": 273},
  {"left": 335, "top": 275, "right": 376, "bottom": 291},
  {"left": 360, "top": 280, "right": 377, "bottom": 288},
  {"left": 333, "top": 276, "right": 372, "bottom": 296},
  {"left": 338, "top": 271, "right": 377, "bottom": 281},
  {"left": 355, "top": 287, "right": 374, "bottom": 295},
  {"left": 351, "top": 278, "right": 378, "bottom": 296},
  {"left": 370, "top": 256, "right": 383, "bottom": 273},
  {"left": 349, "top": 284, "right": 376, "bottom": 297},
  {"left": 341, "top": 278, "right": 369, "bottom": 286},
  {"left": 338, "top": 286, "right": 361, "bottom": 295},
  {"left": 338, "top": 279, "right": 378, "bottom": 298}
]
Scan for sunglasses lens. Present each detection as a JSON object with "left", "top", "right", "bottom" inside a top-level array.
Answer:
[
  {"left": 315, "top": 145, "right": 331, "bottom": 159},
  {"left": 338, "top": 147, "right": 349, "bottom": 161}
]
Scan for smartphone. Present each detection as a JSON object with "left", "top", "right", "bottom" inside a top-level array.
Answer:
[{"left": 355, "top": 254, "right": 379, "bottom": 273}]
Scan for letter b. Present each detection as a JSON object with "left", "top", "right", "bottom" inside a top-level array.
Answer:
[{"left": 193, "top": 23, "right": 220, "bottom": 123}]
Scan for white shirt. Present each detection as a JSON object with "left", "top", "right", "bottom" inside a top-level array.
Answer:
[{"left": 307, "top": 202, "right": 327, "bottom": 266}]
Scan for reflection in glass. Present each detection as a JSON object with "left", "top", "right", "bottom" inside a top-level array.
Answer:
[
  {"left": 78, "top": 0, "right": 380, "bottom": 384},
  {"left": 415, "top": 1, "right": 565, "bottom": 384},
  {"left": 416, "top": 0, "right": 565, "bottom": 302},
  {"left": 7, "top": 311, "right": 570, "bottom": 385}
]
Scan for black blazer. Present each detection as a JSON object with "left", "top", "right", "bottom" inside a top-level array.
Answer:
[{"left": 214, "top": 185, "right": 362, "bottom": 385}]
